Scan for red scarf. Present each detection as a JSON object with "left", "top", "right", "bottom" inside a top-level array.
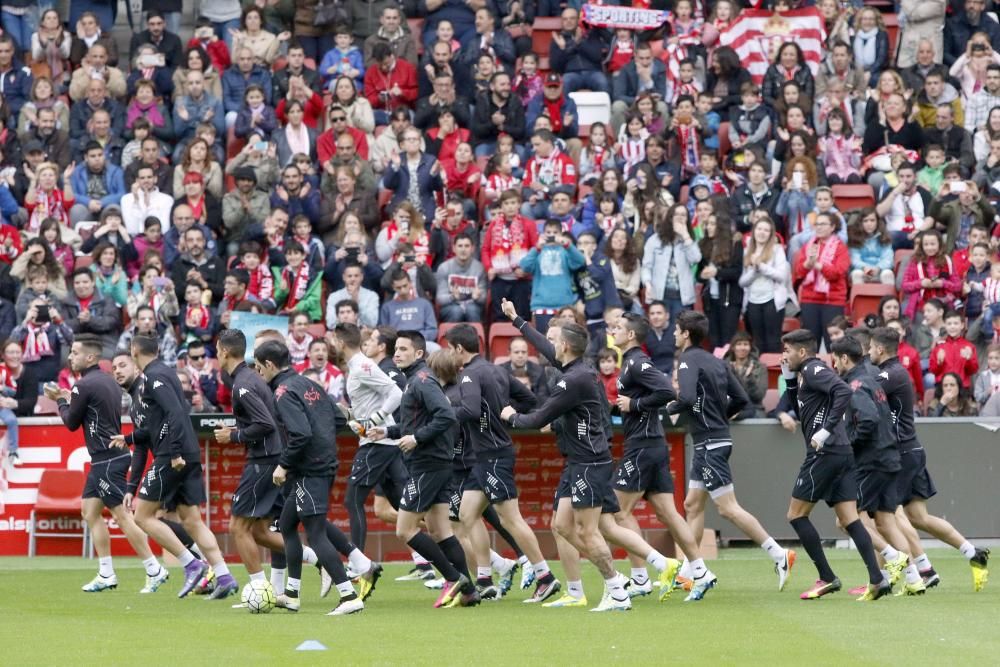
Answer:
[
  {"left": 246, "top": 265, "right": 274, "bottom": 302},
  {"left": 78, "top": 295, "right": 93, "bottom": 312},
  {"left": 677, "top": 120, "right": 701, "bottom": 177},
  {"left": 543, "top": 97, "right": 564, "bottom": 133},
  {"left": 488, "top": 215, "right": 531, "bottom": 274},
  {"left": 0, "top": 364, "right": 18, "bottom": 391},
  {"left": 284, "top": 262, "right": 311, "bottom": 310},
  {"left": 188, "top": 195, "right": 205, "bottom": 221},
  {"left": 22, "top": 322, "right": 53, "bottom": 363}
]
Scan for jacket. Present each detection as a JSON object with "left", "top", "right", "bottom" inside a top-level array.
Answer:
[
  {"left": 70, "top": 98, "right": 125, "bottom": 143},
  {"left": 641, "top": 234, "right": 702, "bottom": 306},
  {"left": 363, "top": 59, "right": 418, "bottom": 111},
  {"left": 70, "top": 164, "right": 126, "bottom": 209},
  {"left": 386, "top": 359, "right": 456, "bottom": 473},
  {"left": 56, "top": 364, "right": 123, "bottom": 462},
  {"left": 129, "top": 29, "right": 184, "bottom": 70},
  {"left": 929, "top": 196, "right": 996, "bottom": 253},
  {"left": 362, "top": 31, "right": 415, "bottom": 70},
  {"left": 574, "top": 251, "right": 622, "bottom": 321},
  {"left": 69, "top": 66, "right": 127, "bottom": 103},
  {"left": 897, "top": 0, "right": 946, "bottom": 69},
  {"left": 381, "top": 152, "right": 443, "bottom": 221},
  {"left": 924, "top": 125, "right": 976, "bottom": 177},
  {"left": 549, "top": 28, "right": 606, "bottom": 75},
  {"left": 520, "top": 242, "right": 586, "bottom": 310},
  {"left": 697, "top": 239, "right": 744, "bottom": 309},
  {"left": 611, "top": 59, "right": 668, "bottom": 107},
  {"left": 171, "top": 254, "right": 226, "bottom": 303},
  {"left": 0, "top": 60, "right": 32, "bottom": 124},
  {"left": 814, "top": 59, "right": 868, "bottom": 100},
  {"left": 458, "top": 29, "right": 516, "bottom": 72},
  {"left": 270, "top": 367, "right": 338, "bottom": 476},
  {"left": 271, "top": 64, "right": 321, "bottom": 102},
  {"left": 230, "top": 362, "right": 283, "bottom": 462},
  {"left": 914, "top": 83, "right": 965, "bottom": 129},
  {"left": 944, "top": 11, "right": 1000, "bottom": 67},
  {"left": 273, "top": 125, "right": 318, "bottom": 167},
  {"left": 901, "top": 256, "right": 962, "bottom": 318},
  {"left": 525, "top": 95, "right": 580, "bottom": 141},
  {"left": 234, "top": 105, "right": 278, "bottom": 140},
  {"left": 61, "top": 293, "right": 121, "bottom": 358},
  {"left": 793, "top": 236, "right": 850, "bottom": 306},
  {"left": 172, "top": 93, "right": 226, "bottom": 142},
  {"left": 705, "top": 68, "right": 752, "bottom": 116},
  {"left": 273, "top": 265, "right": 323, "bottom": 322},
  {"left": 472, "top": 91, "right": 527, "bottom": 143},
  {"left": 929, "top": 335, "right": 978, "bottom": 387},
  {"left": 783, "top": 356, "right": 852, "bottom": 455},
  {"left": 761, "top": 64, "right": 815, "bottom": 107},
  {"left": 481, "top": 214, "right": 538, "bottom": 277},
  {"left": 617, "top": 346, "right": 674, "bottom": 449},
  {"left": 851, "top": 29, "right": 890, "bottom": 86},
  {"left": 849, "top": 234, "right": 893, "bottom": 273},
  {"left": 842, "top": 363, "right": 900, "bottom": 473},
  {"left": 973, "top": 368, "right": 1000, "bottom": 405},
  {"left": 221, "top": 65, "right": 274, "bottom": 113},
  {"left": 876, "top": 357, "right": 922, "bottom": 451},
  {"left": 124, "top": 359, "right": 201, "bottom": 461},
  {"left": 453, "top": 354, "right": 535, "bottom": 460},
  {"left": 222, "top": 189, "right": 271, "bottom": 242},
  {"left": 729, "top": 184, "right": 780, "bottom": 233},
  {"left": 667, "top": 346, "right": 749, "bottom": 446}
]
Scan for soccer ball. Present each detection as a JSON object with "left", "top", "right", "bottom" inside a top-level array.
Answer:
[{"left": 242, "top": 580, "right": 276, "bottom": 614}]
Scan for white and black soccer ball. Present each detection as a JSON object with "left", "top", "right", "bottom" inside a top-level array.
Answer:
[{"left": 242, "top": 580, "right": 276, "bottom": 614}]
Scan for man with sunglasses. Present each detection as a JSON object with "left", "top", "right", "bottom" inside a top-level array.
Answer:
[{"left": 318, "top": 105, "right": 370, "bottom": 178}]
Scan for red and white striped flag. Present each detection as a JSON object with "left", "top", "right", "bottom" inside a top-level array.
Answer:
[{"left": 718, "top": 8, "right": 826, "bottom": 85}]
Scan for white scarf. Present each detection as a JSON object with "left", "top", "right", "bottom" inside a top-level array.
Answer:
[
  {"left": 285, "top": 123, "right": 309, "bottom": 161},
  {"left": 854, "top": 28, "right": 878, "bottom": 70}
]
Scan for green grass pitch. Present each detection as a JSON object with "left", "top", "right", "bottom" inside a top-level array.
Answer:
[{"left": 2, "top": 549, "right": 996, "bottom": 666}]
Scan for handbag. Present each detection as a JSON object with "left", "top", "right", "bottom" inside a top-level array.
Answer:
[{"left": 314, "top": 0, "right": 347, "bottom": 27}]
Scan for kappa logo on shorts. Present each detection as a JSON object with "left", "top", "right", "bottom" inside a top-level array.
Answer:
[{"left": 140, "top": 487, "right": 148, "bottom": 494}]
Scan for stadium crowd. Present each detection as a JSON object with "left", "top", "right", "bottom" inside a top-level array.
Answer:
[{"left": 2, "top": 0, "right": 1000, "bottom": 466}]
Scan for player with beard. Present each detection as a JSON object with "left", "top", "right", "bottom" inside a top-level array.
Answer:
[
  {"left": 46, "top": 336, "right": 168, "bottom": 594},
  {"left": 111, "top": 335, "right": 235, "bottom": 599}
]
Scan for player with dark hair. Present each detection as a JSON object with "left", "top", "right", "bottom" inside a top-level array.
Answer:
[
  {"left": 113, "top": 352, "right": 208, "bottom": 585},
  {"left": 869, "top": 327, "right": 990, "bottom": 593},
  {"left": 500, "top": 303, "right": 631, "bottom": 612},
  {"left": 608, "top": 313, "right": 699, "bottom": 600},
  {"left": 369, "top": 331, "right": 480, "bottom": 608},
  {"left": 254, "top": 339, "right": 369, "bottom": 616},
  {"left": 445, "top": 324, "right": 547, "bottom": 600},
  {"left": 112, "top": 334, "right": 234, "bottom": 599},
  {"left": 332, "top": 322, "right": 404, "bottom": 558},
  {"left": 215, "top": 330, "right": 355, "bottom": 604},
  {"left": 780, "top": 329, "right": 887, "bottom": 600},
  {"left": 45, "top": 336, "right": 167, "bottom": 593},
  {"left": 669, "top": 311, "right": 794, "bottom": 596},
  {"left": 830, "top": 335, "right": 897, "bottom": 600}
]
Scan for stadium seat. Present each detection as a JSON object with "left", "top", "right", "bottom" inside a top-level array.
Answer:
[
  {"left": 28, "top": 469, "right": 87, "bottom": 557},
  {"left": 489, "top": 322, "right": 530, "bottom": 360},
  {"left": 568, "top": 91, "right": 611, "bottom": 126},
  {"left": 272, "top": 56, "right": 287, "bottom": 72},
  {"left": 74, "top": 256, "right": 94, "bottom": 271},
  {"left": 883, "top": 14, "right": 898, "bottom": 57},
  {"left": 378, "top": 189, "right": 393, "bottom": 215},
  {"left": 531, "top": 17, "right": 562, "bottom": 56},
  {"left": 438, "top": 322, "right": 486, "bottom": 355},
  {"left": 849, "top": 283, "right": 897, "bottom": 322},
  {"left": 98, "top": 359, "right": 112, "bottom": 373},
  {"left": 34, "top": 396, "right": 59, "bottom": 415},
  {"left": 894, "top": 248, "right": 913, "bottom": 276},
  {"left": 307, "top": 323, "right": 327, "bottom": 339},
  {"left": 408, "top": 18, "right": 424, "bottom": 56},
  {"left": 781, "top": 317, "right": 801, "bottom": 334},
  {"left": 760, "top": 352, "right": 784, "bottom": 389},
  {"left": 831, "top": 184, "right": 875, "bottom": 212},
  {"left": 762, "top": 388, "right": 781, "bottom": 413}
]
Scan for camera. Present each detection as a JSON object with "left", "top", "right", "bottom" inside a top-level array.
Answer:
[
  {"left": 973, "top": 43, "right": 988, "bottom": 52},
  {"left": 403, "top": 254, "right": 416, "bottom": 263},
  {"left": 36, "top": 304, "right": 50, "bottom": 323},
  {"left": 546, "top": 234, "right": 557, "bottom": 243}
]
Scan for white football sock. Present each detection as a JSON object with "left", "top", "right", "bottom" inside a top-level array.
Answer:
[
  {"left": 336, "top": 581, "right": 356, "bottom": 598},
  {"left": 678, "top": 559, "right": 692, "bottom": 579},
  {"left": 270, "top": 568, "right": 285, "bottom": 595},
  {"left": 302, "top": 546, "right": 318, "bottom": 565},
  {"left": 287, "top": 577, "right": 301, "bottom": 594},
  {"left": 959, "top": 541, "right": 977, "bottom": 559},
  {"left": 142, "top": 557, "right": 160, "bottom": 576},
  {"left": 690, "top": 558, "right": 708, "bottom": 578},
  {"left": 904, "top": 564, "right": 921, "bottom": 585},
  {"left": 881, "top": 545, "right": 900, "bottom": 561},
  {"left": 249, "top": 570, "right": 266, "bottom": 582},
  {"left": 348, "top": 548, "right": 372, "bottom": 573},
  {"left": 213, "top": 562, "right": 231, "bottom": 578},
  {"left": 646, "top": 550, "right": 667, "bottom": 572},
  {"left": 567, "top": 580, "right": 584, "bottom": 599},
  {"left": 531, "top": 560, "right": 550, "bottom": 578},
  {"left": 178, "top": 550, "right": 196, "bottom": 567},
  {"left": 913, "top": 553, "right": 932, "bottom": 571},
  {"left": 630, "top": 567, "right": 649, "bottom": 584},
  {"left": 761, "top": 537, "right": 785, "bottom": 564},
  {"left": 98, "top": 556, "right": 114, "bottom": 578}
]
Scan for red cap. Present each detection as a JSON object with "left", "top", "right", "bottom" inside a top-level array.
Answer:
[{"left": 544, "top": 73, "right": 562, "bottom": 87}]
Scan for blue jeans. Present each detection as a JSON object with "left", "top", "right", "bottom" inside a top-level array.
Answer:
[
  {"left": 982, "top": 303, "right": 1000, "bottom": 339},
  {"left": 1, "top": 9, "right": 36, "bottom": 52},
  {"left": 562, "top": 70, "right": 610, "bottom": 94},
  {"left": 295, "top": 34, "right": 335, "bottom": 62},
  {"left": 890, "top": 230, "right": 914, "bottom": 251},
  {"left": 213, "top": 18, "right": 242, "bottom": 51},
  {"left": 439, "top": 301, "right": 482, "bottom": 323},
  {"left": 521, "top": 200, "right": 549, "bottom": 220},
  {"left": 70, "top": 0, "right": 114, "bottom": 33},
  {"left": 0, "top": 407, "right": 18, "bottom": 454}
]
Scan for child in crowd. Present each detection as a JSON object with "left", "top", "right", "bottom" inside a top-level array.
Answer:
[
  {"left": 121, "top": 118, "right": 153, "bottom": 170},
  {"left": 274, "top": 240, "right": 322, "bottom": 322},
  {"left": 606, "top": 28, "right": 637, "bottom": 74},
  {"left": 319, "top": 24, "right": 365, "bottom": 91},
  {"left": 513, "top": 53, "right": 543, "bottom": 106},
  {"left": 729, "top": 83, "right": 771, "bottom": 153},
  {"left": 234, "top": 84, "right": 277, "bottom": 140},
  {"left": 237, "top": 241, "right": 275, "bottom": 312},
  {"left": 616, "top": 114, "right": 648, "bottom": 173},
  {"left": 695, "top": 91, "right": 721, "bottom": 151},
  {"left": 520, "top": 219, "right": 586, "bottom": 333},
  {"left": 979, "top": 260, "right": 1000, "bottom": 340},
  {"left": 180, "top": 280, "right": 215, "bottom": 348},
  {"left": 435, "top": 20, "right": 461, "bottom": 53},
  {"left": 974, "top": 344, "right": 1000, "bottom": 405},
  {"left": 288, "top": 213, "right": 324, "bottom": 272},
  {"left": 579, "top": 122, "right": 613, "bottom": 186},
  {"left": 598, "top": 347, "right": 620, "bottom": 405},
  {"left": 917, "top": 145, "right": 947, "bottom": 196},
  {"left": 482, "top": 152, "right": 521, "bottom": 205},
  {"left": 962, "top": 241, "right": 991, "bottom": 321},
  {"left": 930, "top": 310, "right": 978, "bottom": 387},
  {"left": 817, "top": 108, "right": 862, "bottom": 185},
  {"left": 848, "top": 209, "right": 894, "bottom": 284}
]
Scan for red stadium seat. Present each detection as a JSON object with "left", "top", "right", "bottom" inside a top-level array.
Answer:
[
  {"left": 760, "top": 352, "right": 784, "bottom": 389},
  {"left": 75, "top": 255, "right": 93, "bottom": 271},
  {"left": 307, "top": 323, "right": 327, "bottom": 339},
  {"left": 763, "top": 388, "right": 781, "bottom": 413},
  {"left": 883, "top": 14, "right": 898, "bottom": 57},
  {"left": 849, "top": 283, "right": 897, "bottom": 322},
  {"left": 28, "top": 469, "right": 86, "bottom": 557},
  {"left": 531, "top": 17, "right": 562, "bottom": 57},
  {"left": 717, "top": 121, "right": 731, "bottom": 163},
  {"left": 832, "top": 184, "right": 875, "bottom": 213},
  {"left": 894, "top": 248, "right": 913, "bottom": 277},
  {"left": 489, "top": 322, "right": 531, "bottom": 361},
  {"left": 438, "top": 322, "right": 486, "bottom": 355},
  {"left": 781, "top": 317, "right": 801, "bottom": 334}
]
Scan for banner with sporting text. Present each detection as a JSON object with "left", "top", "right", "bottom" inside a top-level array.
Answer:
[
  {"left": 580, "top": 4, "right": 670, "bottom": 31},
  {"left": 718, "top": 8, "right": 826, "bottom": 85}
]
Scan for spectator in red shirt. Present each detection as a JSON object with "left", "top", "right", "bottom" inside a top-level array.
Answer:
[
  {"left": 886, "top": 318, "right": 924, "bottom": 395},
  {"left": 521, "top": 129, "right": 577, "bottom": 219},
  {"left": 930, "top": 310, "right": 979, "bottom": 387},
  {"left": 364, "top": 42, "right": 417, "bottom": 125},
  {"left": 793, "top": 212, "right": 850, "bottom": 349},
  {"left": 598, "top": 347, "right": 620, "bottom": 405},
  {"left": 482, "top": 189, "right": 538, "bottom": 322}
]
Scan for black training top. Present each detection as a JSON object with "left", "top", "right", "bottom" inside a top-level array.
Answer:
[
  {"left": 843, "top": 363, "right": 901, "bottom": 473},
  {"left": 876, "top": 357, "right": 921, "bottom": 452},
  {"left": 453, "top": 354, "right": 536, "bottom": 461},
  {"left": 270, "top": 367, "right": 338, "bottom": 477},
  {"left": 387, "top": 359, "right": 456, "bottom": 473},
  {"left": 230, "top": 362, "right": 283, "bottom": 462},
  {"left": 667, "top": 346, "right": 749, "bottom": 447},
  {"left": 783, "top": 357, "right": 852, "bottom": 455},
  {"left": 56, "top": 364, "right": 122, "bottom": 463},
  {"left": 617, "top": 346, "right": 675, "bottom": 450},
  {"left": 124, "top": 359, "right": 200, "bottom": 462}
]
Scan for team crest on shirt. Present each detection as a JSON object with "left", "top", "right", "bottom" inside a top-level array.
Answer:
[
  {"left": 275, "top": 385, "right": 288, "bottom": 400},
  {"left": 850, "top": 380, "right": 863, "bottom": 392},
  {"left": 303, "top": 387, "right": 322, "bottom": 404}
]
